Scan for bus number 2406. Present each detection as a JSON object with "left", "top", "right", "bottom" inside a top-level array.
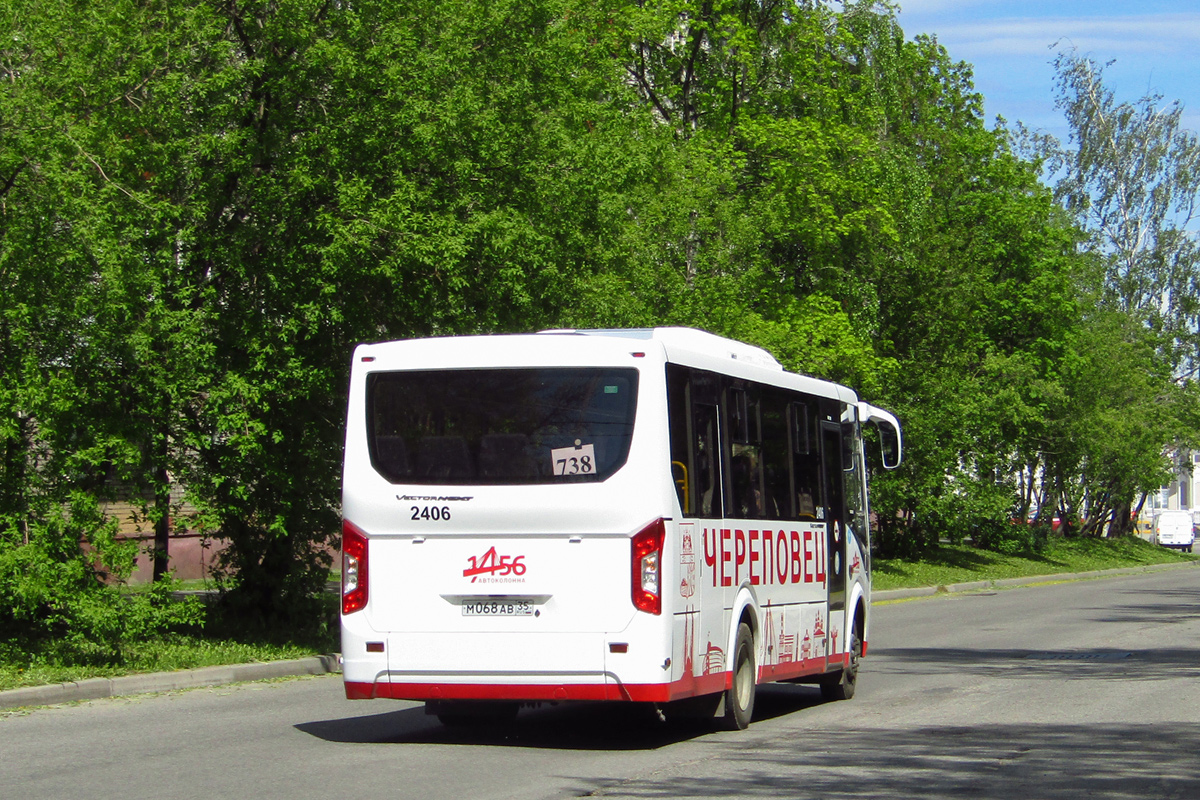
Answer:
[{"left": 411, "top": 505, "right": 451, "bottom": 521}]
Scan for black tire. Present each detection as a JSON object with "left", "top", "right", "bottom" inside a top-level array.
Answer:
[
  {"left": 722, "top": 622, "right": 756, "bottom": 730},
  {"left": 820, "top": 619, "right": 861, "bottom": 702}
]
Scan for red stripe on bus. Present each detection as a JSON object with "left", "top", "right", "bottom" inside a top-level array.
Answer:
[
  {"left": 344, "top": 672, "right": 735, "bottom": 703},
  {"left": 342, "top": 659, "right": 866, "bottom": 704},
  {"left": 757, "top": 656, "right": 836, "bottom": 683},
  {"left": 345, "top": 679, "right": 729, "bottom": 703}
]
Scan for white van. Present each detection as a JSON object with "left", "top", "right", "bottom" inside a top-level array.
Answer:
[{"left": 1153, "top": 510, "right": 1194, "bottom": 553}]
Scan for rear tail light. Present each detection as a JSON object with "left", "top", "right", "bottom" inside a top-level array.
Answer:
[
  {"left": 342, "top": 520, "right": 369, "bottom": 615},
  {"left": 631, "top": 518, "right": 666, "bottom": 615}
]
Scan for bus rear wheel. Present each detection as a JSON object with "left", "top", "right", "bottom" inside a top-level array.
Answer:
[{"left": 722, "top": 622, "right": 756, "bottom": 730}]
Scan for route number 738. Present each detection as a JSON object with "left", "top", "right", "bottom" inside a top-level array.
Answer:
[{"left": 550, "top": 443, "right": 596, "bottom": 477}]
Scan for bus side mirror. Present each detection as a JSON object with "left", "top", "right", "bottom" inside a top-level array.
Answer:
[
  {"left": 857, "top": 402, "right": 902, "bottom": 470},
  {"left": 878, "top": 422, "right": 901, "bottom": 469}
]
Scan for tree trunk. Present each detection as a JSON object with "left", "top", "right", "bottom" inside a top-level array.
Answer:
[
  {"left": 152, "top": 423, "right": 171, "bottom": 582},
  {"left": 2, "top": 415, "right": 30, "bottom": 545},
  {"left": 1109, "top": 496, "right": 1134, "bottom": 537}
]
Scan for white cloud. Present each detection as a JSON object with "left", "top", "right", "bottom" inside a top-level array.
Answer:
[
  {"left": 895, "top": 0, "right": 996, "bottom": 15},
  {"left": 890, "top": 5, "right": 1200, "bottom": 134},
  {"left": 930, "top": 14, "right": 1200, "bottom": 57}
]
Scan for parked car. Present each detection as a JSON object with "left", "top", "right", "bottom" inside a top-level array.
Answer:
[{"left": 1152, "top": 510, "right": 1195, "bottom": 553}]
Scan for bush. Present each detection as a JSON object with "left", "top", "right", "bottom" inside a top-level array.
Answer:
[
  {"left": 971, "top": 518, "right": 1051, "bottom": 556},
  {"left": 0, "top": 503, "right": 203, "bottom": 667}
]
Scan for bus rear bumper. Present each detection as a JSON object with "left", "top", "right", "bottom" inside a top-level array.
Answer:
[
  {"left": 342, "top": 627, "right": 682, "bottom": 702},
  {"left": 346, "top": 676, "right": 638, "bottom": 702},
  {"left": 344, "top": 672, "right": 731, "bottom": 703}
]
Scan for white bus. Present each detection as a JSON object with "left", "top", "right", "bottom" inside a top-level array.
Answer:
[{"left": 340, "top": 327, "right": 901, "bottom": 728}]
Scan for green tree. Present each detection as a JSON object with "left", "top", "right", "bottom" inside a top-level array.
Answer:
[
  {"left": 0, "top": 0, "right": 209, "bottom": 659},
  {"left": 1025, "top": 51, "right": 1200, "bottom": 534},
  {"left": 1046, "top": 53, "right": 1200, "bottom": 348}
]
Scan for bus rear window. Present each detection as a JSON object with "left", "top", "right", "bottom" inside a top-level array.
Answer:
[{"left": 366, "top": 368, "right": 639, "bottom": 485}]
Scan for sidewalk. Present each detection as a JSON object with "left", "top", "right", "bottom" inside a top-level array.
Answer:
[
  {"left": 870, "top": 558, "right": 1199, "bottom": 601},
  {"left": 0, "top": 654, "right": 341, "bottom": 711},
  {"left": 2, "top": 559, "right": 1196, "bottom": 711}
]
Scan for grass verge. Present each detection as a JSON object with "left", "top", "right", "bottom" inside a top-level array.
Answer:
[
  {"left": 873, "top": 536, "right": 1197, "bottom": 592},
  {"left": 0, "top": 593, "right": 339, "bottom": 693},
  {"left": 0, "top": 637, "right": 326, "bottom": 692}
]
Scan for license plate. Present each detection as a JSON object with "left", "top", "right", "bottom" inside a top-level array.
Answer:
[{"left": 461, "top": 600, "right": 536, "bottom": 617}]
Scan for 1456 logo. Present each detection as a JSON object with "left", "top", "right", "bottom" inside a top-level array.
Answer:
[{"left": 463, "top": 547, "right": 527, "bottom": 583}]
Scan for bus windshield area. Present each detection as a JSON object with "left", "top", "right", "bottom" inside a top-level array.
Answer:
[{"left": 366, "top": 367, "right": 639, "bottom": 485}]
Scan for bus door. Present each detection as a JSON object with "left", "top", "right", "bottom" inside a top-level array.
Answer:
[{"left": 820, "top": 420, "right": 847, "bottom": 658}]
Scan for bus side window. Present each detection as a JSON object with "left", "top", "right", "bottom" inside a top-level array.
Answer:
[
  {"left": 667, "top": 365, "right": 691, "bottom": 514},
  {"left": 694, "top": 404, "right": 722, "bottom": 518},
  {"left": 821, "top": 420, "right": 847, "bottom": 590},
  {"left": 667, "top": 364, "right": 721, "bottom": 518},
  {"left": 792, "top": 401, "right": 820, "bottom": 519},
  {"left": 728, "top": 388, "right": 764, "bottom": 519},
  {"left": 761, "top": 394, "right": 789, "bottom": 520},
  {"left": 686, "top": 369, "right": 723, "bottom": 519},
  {"left": 731, "top": 445, "right": 762, "bottom": 518},
  {"left": 841, "top": 407, "right": 867, "bottom": 551}
]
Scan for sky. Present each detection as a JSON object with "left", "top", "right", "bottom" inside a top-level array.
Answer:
[{"left": 892, "top": 0, "right": 1200, "bottom": 144}]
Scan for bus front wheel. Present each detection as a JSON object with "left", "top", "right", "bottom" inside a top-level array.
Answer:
[
  {"left": 820, "top": 621, "right": 861, "bottom": 702},
  {"left": 722, "top": 622, "right": 756, "bottom": 730}
]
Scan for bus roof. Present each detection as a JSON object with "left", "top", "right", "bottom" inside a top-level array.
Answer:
[
  {"left": 354, "top": 327, "right": 860, "bottom": 406},
  {"left": 540, "top": 327, "right": 858, "bottom": 406},
  {"left": 545, "top": 327, "right": 778, "bottom": 368}
]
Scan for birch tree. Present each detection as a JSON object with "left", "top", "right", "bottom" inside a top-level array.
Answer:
[
  {"left": 1042, "top": 51, "right": 1200, "bottom": 534},
  {"left": 1050, "top": 51, "right": 1200, "bottom": 371}
]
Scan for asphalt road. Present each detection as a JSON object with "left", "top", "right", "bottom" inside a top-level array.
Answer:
[{"left": 2, "top": 567, "right": 1198, "bottom": 800}]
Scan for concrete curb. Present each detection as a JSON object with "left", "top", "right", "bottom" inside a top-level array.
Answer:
[
  {"left": 873, "top": 558, "right": 1200, "bottom": 602},
  {"left": 0, "top": 654, "right": 341, "bottom": 711},
  {"left": 2, "top": 559, "right": 1195, "bottom": 711}
]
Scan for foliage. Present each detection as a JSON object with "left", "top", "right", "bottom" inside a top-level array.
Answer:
[
  {"left": 1009, "top": 50, "right": 1200, "bottom": 537},
  {"left": 0, "top": 508, "right": 203, "bottom": 664},
  {"left": 0, "top": 593, "right": 336, "bottom": 690},
  {"left": 2, "top": 0, "right": 1197, "bottom": 644},
  {"left": 1043, "top": 52, "right": 1200, "bottom": 349}
]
